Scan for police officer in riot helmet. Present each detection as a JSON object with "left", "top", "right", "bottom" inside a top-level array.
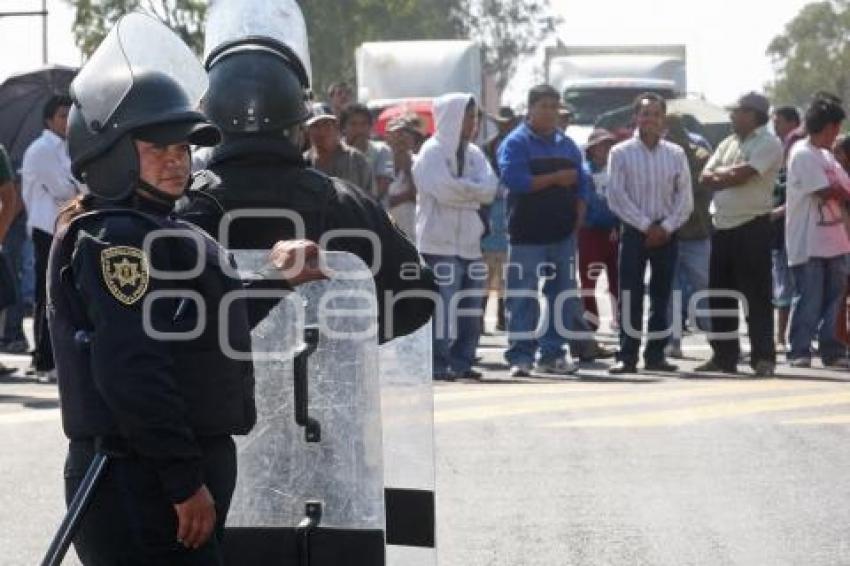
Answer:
[
  {"left": 52, "top": 14, "right": 323, "bottom": 565},
  {"left": 180, "top": 34, "right": 436, "bottom": 342}
]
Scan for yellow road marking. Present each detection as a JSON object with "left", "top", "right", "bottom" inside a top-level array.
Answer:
[
  {"left": 549, "top": 391, "right": 850, "bottom": 428},
  {"left": 434, "top": 381, "right": 825, "bottom": 424},
  {"left": 783, "top": 414, "right": 850, "bottom": 425},
  {"left": 434, "top": 383, "right": 635, "bottom": 402}
]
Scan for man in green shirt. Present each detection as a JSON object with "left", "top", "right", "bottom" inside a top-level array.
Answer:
[{"left": 697, "top": 92, "right": 783, "bottom": 376}]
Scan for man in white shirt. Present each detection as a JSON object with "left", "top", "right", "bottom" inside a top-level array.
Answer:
[
  {"left": 21, "top": 94, "right": 80, "bottom": 381},
  {"left": 785, "top": 93, "right": 850, "bottom": 368},
  {"left": 412, "top": 93, "right": 498, "bottom": 380},
  {"left": 607, "top": 93, "right": 693, "bottom": 374}
]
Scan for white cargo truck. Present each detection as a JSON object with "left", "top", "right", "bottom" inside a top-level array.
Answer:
[
  {"left": 355, "top": 40, "right": 497, "bottom": 137},
  {"left": 544, "top": 44, "right": 687, "bottom": 145}
]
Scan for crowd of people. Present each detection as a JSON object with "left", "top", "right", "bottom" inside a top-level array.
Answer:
[
  {"left": 301, "top": 81, "right": 850, "bottom": 380},
  {"left": 1, "top": 80, "right": 849, "bottom": 383}
]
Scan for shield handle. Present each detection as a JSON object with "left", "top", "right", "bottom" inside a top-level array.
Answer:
[{"left": 294, "top": 326, "right": 321, "bottom": 442}]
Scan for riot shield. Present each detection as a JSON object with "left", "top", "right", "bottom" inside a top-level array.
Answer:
[
  {"left": 378, "top": 324, "right": 437, "bottom": 566},
  {"left": 204, "top": 0, "right": 312, "bottom": 86},
  {"left": 225, "top": 251, "right": 385, "bottom": 566}
]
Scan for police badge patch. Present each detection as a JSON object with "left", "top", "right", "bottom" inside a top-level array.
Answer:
[{"left": 100, "top": 246, "right": 150, "bottom": 305}]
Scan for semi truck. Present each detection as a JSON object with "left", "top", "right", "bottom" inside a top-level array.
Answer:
[{"left": 544, "top": 44, "right": 687, "bottom": 144}]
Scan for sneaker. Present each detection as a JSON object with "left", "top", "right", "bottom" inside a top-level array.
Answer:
[
  {"left": 644, "top": 360, "right": 679, "bottom": 372},
  {"left": 582, "top": 342, "right": 616, "bottom": 361},
  {"left": 789, "top": 357, "right": 811, "bottom": 369},
  {"left": 753, "top": 360, "right": 775, "bottom": 377},
  {"left": 664, "top": 344, "right": 684, "bottom": 359},
  {"left": 823, "top": 357, "right": 850, "bottom": 370},
  {"left": 608, "top": 361, "right": 638, "bottom": 375},
  {"left": 534, "top": 358, "right": 578, "bottom": 375},
  {"left": 509, "top": 363, "right": 532, "bottom": 378},
  {"left": 433, "top": 372, "right": 457, "bottom": 382},
  {"left": 693, "top": 359, "right": 737, "bottom": 374},
  {"left": 458, "top": 368, "right": 483, "bottom": 380},
  {"left": 36, "top": 369, "right": 58, "bottom": 384}
]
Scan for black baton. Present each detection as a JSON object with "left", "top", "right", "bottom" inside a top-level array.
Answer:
[{"left": 40, "top": 452, "right": 109, "bottom": 566}]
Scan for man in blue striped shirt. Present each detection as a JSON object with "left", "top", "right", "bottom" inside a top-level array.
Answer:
[{"left": 606, "top": 93, "right": 693, "bottom": 374}]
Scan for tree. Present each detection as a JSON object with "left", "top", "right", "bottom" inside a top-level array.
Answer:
[
  {"left": 65, "top": 0, "right": 559, "bottom": 100},
  {"left": 299, "top": 0, "right": 560, "bottom": 99},
  {"left": 453, "top": 0, "right": 560, "bottom": 95},
  {"left": 65, "top": 0, "right": 206, "bottom": 58},
  {"left": 298, "top": 0, "right": 462, "bottom": 99},
  {"left": 766, "top": 0, "right": 850, "bottom": 107}
]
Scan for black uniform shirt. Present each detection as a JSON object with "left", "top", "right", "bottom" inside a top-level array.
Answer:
[
  {"left": 179, "top": 137, "right": 436, "bottom": 343},
  {"left": 51, "top": 194, "right": 289, "bottom": 503}
]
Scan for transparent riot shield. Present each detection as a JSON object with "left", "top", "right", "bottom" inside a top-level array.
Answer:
[
  {"left": 378, "top": 324, "right": 437, "bottom": 566},
  {"left": 204, "top": 0, "right": 312, "bottom": 85},
  {"left": 225, "top": 251, "right": 385, "bottom": 566}
]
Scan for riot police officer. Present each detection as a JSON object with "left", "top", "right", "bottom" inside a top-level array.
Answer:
[
  {"left": 178, "top": 4, "right": 435, "bottom": 343},
  {"left": 49, "top": 14, "right": 323, "bottom": 565}
]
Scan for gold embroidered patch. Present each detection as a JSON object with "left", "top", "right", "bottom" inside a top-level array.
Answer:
[{"left": 100, "top": 246, "right": 150, "bottom": 305}]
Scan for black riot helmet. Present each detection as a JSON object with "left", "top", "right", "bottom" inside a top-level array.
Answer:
[
  {"left": 204, "top": 38, "right": 310, "bottom": 138},
  {"left": 67, "top": 13, "right": 220, "bottom": 201},
  {"left": 202, "top": 0, "right": 313, "bottom": 140}
]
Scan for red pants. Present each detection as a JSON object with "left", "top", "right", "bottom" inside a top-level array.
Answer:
[{"left": 578, "top": 227, "right": 619, "bottom": 329}]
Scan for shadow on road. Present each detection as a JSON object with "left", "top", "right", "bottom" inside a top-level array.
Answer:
[{"left": 0, "top": 394, "right": 59, "bottom": 409}]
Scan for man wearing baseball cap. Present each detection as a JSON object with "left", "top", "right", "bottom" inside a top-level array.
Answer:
[
  {"left": 304, "top": 104, "right": 375, "bottom": 196},
  {"left": 697, "top": 91, "right": 783, "bottom": 376}
]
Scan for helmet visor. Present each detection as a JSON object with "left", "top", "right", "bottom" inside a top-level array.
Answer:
[
  {"left": 204, "top": 0, "right": 311, "bottom": 86},
  {"left": 71, "top": 12, "right": 208, "bottom": 131}
]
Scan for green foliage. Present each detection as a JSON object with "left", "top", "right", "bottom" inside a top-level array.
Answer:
[
  {"left": 65, "top": 0, "right": 206, "bottom": 57},
  {"left": 66, "top": 0, "right": 558, "bottom": 98},
  {"left": 454, "top": 0, "right": 560, "bottom": 94},
  {"left": 766, "top": 0, "right": 850, "bottom": 107},
  {"left": 300, "top": 0, "right": 560, "bottom": 98},
  {"left": 298, "top": 0, "right": 462, "bottom": 98}
]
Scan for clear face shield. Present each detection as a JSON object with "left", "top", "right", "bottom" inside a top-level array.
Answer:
[
  {"left": 204, "top": 0, "right": 312, "bottom": 88},
  {"left": 71, "top": 12, "right": 208, "bottom": 132}
]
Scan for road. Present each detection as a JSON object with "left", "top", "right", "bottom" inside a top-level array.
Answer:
[{"left": 2, "top": 329, "right": 850, "bottom": 565}]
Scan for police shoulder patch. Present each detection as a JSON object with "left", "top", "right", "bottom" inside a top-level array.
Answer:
[{"left": 100, "top": 246, "right": 150, "bottom": 305}]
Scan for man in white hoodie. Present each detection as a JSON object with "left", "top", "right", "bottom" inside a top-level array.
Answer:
[{"left": 413, "top": 93, "right": 498, "bottom": 380}]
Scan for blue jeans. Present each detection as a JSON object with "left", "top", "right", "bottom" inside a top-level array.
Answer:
[
  {"left": 618, "top": 226, "right": 678, "bottom": 365},
  {"left": 1, "top": 215, "right": 27, "bottom": 342},
  {"left": 772, "top": 247, "right": 795, "bottom": 308},
  {"left": 669, "top": 237, "right": 711, "bottom": 346},
  {"left": 789, "top": 255, "right": 848, "bottom": 362},
  {"left": 504, "top": 234, "right": 591, "bottom": 366},
  {"left": 422, "top": 254, "right": 486, "bottom": 376}
]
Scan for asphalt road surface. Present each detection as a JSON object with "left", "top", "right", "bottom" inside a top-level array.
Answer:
[{"left": 2, "top": 328, "right": 850, "bottom": 565}]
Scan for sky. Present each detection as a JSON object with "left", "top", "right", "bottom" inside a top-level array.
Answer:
[
  {"left": 0, "top": 0, "right": 818, "bottom": 107},
  {"left": 543, "top": 0, "right": 815, "bottom": 107}
]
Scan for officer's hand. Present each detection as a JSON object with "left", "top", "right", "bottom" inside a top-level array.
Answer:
[
  {"left": 269, "top": 239, "right": 327, "bottom": 286},
  {"left": 173, "top": 484, "right": 216, "bottom": 549}
]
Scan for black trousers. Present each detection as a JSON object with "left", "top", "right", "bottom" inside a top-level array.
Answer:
[
  {"left": 32, "top": 228, "right": 54, "bottom": 371},
  {"left": 707, "top": 215, "right": 775, "bottom": 368},
  {"left": 617, "top": 225, "right": 678, "bottom": 365},
  {"left": 64, "top": 436, "right": 236, "bottom": 566}
]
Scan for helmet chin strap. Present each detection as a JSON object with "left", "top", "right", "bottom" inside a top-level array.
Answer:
[{"left": 136, "top": 179, "right": 182, "bottom": 204}]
